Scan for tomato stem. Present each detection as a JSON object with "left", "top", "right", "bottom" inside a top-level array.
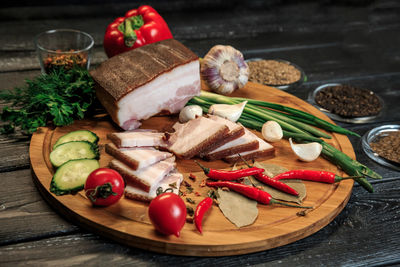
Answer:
[{"left": 86, "top": 182, "right": 116, "bottom": 203}]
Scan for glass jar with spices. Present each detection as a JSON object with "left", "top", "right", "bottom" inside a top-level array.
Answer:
[
  {"left": 35, "top": 29, "right": 94, "bottom": 74},
  {"left": 362, "top": 125, "right": 400, "bottom": 171}
]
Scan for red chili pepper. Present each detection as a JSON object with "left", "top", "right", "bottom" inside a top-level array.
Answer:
[
  {"left": 194, "top": 197, "right": 213, "bottom": 234},
  {"left": 206, "top": 181, "right": 312, "bottom": 208},
  {"left": 253, "top": 173, "right": 299, "bottom": 196},
  {"left": 195, "top": 161, "right": 264, "bottom": 180},
  {"left": 273, "top": 170, "right": 363, "bottom": 183},
  {"left": 103, "top": 5, "right": 173, "bottom": 58},
  {"left": 238, "top": 156, "right": 298, "bottom": 196}
]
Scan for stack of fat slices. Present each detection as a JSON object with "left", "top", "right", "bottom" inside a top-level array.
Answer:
[
  {"left": 105, "top": 115, "right": 275, "bottom": 203},
  {"left": 165, "top": 115, "right": 275, "bottom": 162},
  {"left": 106, "top": 130, "right": 183, "bottom": 202}
]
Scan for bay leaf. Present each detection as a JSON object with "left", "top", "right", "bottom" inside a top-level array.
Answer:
[
  {"left": 253, "top": 162, "right": 306, "bottom": 204},
  {"left": 217, "top": 188, "right": 258, "bottom": 228}
]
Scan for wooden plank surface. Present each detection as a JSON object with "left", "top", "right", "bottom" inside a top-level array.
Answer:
[{"left": 29, "top": 82, "right": 356, "bottom": 256}]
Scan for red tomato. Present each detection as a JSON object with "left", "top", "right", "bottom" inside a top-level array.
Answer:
[
  {"left": 84, "top": 168, "right": 125, "bottom": 206},
  {"left": 148, "top": 193, "right": 186, "bottom": 237}
]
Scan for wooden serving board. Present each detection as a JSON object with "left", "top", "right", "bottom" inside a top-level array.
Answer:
[{"left": 30, "top": 82, "right": 355, "bottom": 256}]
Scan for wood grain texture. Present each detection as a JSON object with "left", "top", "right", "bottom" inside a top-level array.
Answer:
[
  {"left": 30, "top": 82, "right": 355, "bottom": 256},
  {"left": 0, "top": 169, "right": 79, "bottom": 245},
  {"left": 1, "top": 180, "right": 400, "bottom": 266}
]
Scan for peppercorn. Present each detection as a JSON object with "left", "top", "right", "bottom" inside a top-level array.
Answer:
[{"left": 315, "top": 84, "right": 382, "bottom": 118}]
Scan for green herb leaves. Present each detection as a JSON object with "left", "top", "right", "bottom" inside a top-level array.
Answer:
[{"left": 0, "top": 67, "right": 95, "bottom": 134}]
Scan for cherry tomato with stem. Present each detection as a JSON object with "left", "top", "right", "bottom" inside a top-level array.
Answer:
[
  {"left": 148, "top": 193, "right": 186, "bottom": 237},
  {"left": 84, "top": 168, "right": 125, "bottom": 206}
]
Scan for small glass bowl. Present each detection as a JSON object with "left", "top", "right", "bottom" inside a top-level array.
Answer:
[
  {"left": 245, "top": 58, "right": 306, "bottom": 90},
  {"left": 35, "top": 29, "right": 94, "bottom": 74},
  {"left": 362, "top": 124, "right": 400, "bottom": 171},
  {"left": 308, "top": 83, "right": 384, "bottom": 124}
]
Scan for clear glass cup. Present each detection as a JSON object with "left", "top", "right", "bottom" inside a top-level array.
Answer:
[{"left": 34, "top": 29, "right": 94, "bottom": 74}]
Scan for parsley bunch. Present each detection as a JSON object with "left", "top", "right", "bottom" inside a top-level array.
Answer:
[{"left": 0, "top": 67, "right": 95, "bottom": 134}]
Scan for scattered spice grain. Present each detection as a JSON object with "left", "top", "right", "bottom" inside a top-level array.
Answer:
[
  {"left": 186, "top": 206, "right": 194, "bottom": 217},
  {"left": 369, "top": 131, "right": 400, "bottom": 164},
  {"left": 248, "top": 60, "right": 301, "bottom": 85},
  {"left": 200, "top": 179, "right": 207, "bottom": 187},
  {"left": 189, "top": 173, "right": 197, "bottom": 181},
  {"left": 168, "top": 182, "right": 177, "bottom": 189},
  {"left": 315, "top": 84, "right": 381, "bottom": 118},
  {"left": 186, "top": 197, "right": 196, "bottom": 204}
]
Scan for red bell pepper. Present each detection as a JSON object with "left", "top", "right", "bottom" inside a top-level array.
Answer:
[{"left": 103, "top": 5, "right": 173, "bottom": 58}]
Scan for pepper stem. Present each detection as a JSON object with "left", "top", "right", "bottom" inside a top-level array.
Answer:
[
  {"left": 270, "top": 199, "right": 314, "bottom": 209},
  {"left": 121, "top": 15, "right": 144, "bottom": 47},
  {"left": 334, "top": 175, "right": 365, "bottom": 182},
  {"left": 238, "top": 154, "right": 252, "bottom": 168},
  {"left": 194, "top": 160, "right": 210, "bottom": 175}
]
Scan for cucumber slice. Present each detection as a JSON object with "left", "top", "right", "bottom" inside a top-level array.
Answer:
[
  {"left": 53, "top": 130, "right": 99, "bottom": 149},
  {"left": 50, "top": 141, "right": 100, "bottom": 168},
  {"left": 50, "top": 159, "right": 100, "bottom": 195}
]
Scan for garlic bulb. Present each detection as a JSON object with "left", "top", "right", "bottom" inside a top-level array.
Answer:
[
  {"left": 289, "top": 138, "right": 322, "bottom": 162},
  {"left": 201, "top": 45, "right": 249, "bottom": 95},
  {"left": 208, "top": 101, "right": 247, "bottom": 122},
  {"left": 262, "top": 121, "right": 283, "bottom": 142},
  {"left": 179, "top": 105, "right": 203, "bottom": 123}
]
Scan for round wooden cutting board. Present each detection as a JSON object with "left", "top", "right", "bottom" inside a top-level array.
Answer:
[{"left": 30, "top": 82, "right": 355, "bottom": 256}]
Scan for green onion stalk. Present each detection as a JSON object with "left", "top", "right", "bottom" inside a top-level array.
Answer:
[
  {"left": 231, "top": 96, "right": 360, "bottom": 137},
  {"left": 188, "top": 91, "right": 381, "bottom": 192}
]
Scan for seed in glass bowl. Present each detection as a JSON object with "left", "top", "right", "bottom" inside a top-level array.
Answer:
[{"left": 248, "top": 60, "right": 301, "bottom": 85}]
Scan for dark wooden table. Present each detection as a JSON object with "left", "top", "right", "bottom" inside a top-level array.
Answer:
[{"left": 1, "top": 1, "right": 400, "bottom": 266}]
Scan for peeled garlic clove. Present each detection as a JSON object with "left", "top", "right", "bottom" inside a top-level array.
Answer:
[
  {"left": 262, "top": 121, "right": 283, "bottom": 142},
  {"left": 179, "top": 105, "right": 203, "bottom": 123},
  {"left": 208, "top": 101, "right": 247, "bottom": 122},
  {"left": 200, "top": 45, "right": 249, "bottom": 95},
  {"left": 289, "top": 138, "right": 322, "bottom": 162}
]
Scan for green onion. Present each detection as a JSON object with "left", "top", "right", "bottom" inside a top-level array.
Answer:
[
  {"left": 240, "top": 101, "right": 332, "bottom": 139},
  {"left": 231, "top": 95, "right": 360, "bottom": 137},
  {"left": 189, "top": 90, "right": 381, "bottom": 192}
]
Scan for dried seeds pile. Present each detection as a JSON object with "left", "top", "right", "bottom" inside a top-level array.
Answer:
[
  {"left": 370, "top": 131, "right": 400, "bottom": 164},
  {"left": 315, "top": 84, "right": 382, "bottom": 117},
  {"left": 248, "top": 60, "right": 301, "bottom": 85}
]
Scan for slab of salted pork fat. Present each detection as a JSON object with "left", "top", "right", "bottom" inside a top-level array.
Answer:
[
  {"left": 199, "top": 115, "right": 245, "bottom": 156},
  {"left": 109, "top": 157, "right": 176, "bottom": 193},
  {"left": 223, "top": 130, "right": 275, "bottom": 163},
  {"left": 202, "top": 127, "right": 260, "bottom": 161},
  {"left": 90, "top": 39, "right": 201, "bottom": 130},
  {"left": 105, "top": 143, "right": 173, "bottom": 170},
  {"left": 125, "top": 170, "right": 183, "bottom": 202},
  {"left": 107, "top": 129, "right": 166, "bottom": 148},
  {"left": 166, "top": 116, "right": 230, "bottom": 159}
]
